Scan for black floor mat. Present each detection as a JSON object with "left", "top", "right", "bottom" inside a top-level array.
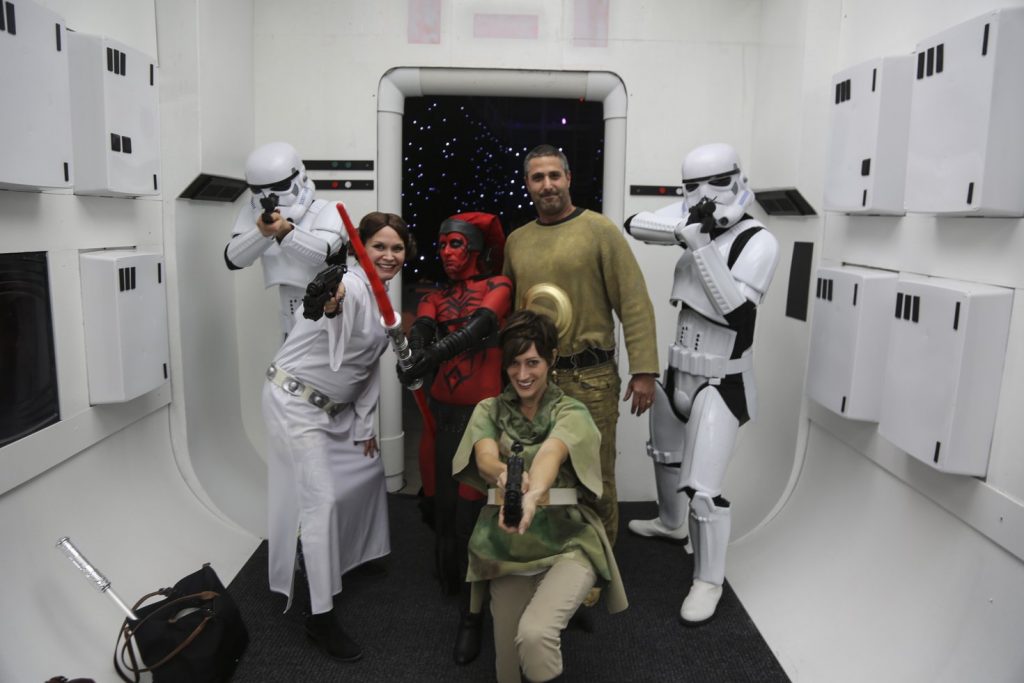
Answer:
[{"left": 227, "top": 495, "right": 788, "bottom": 682}]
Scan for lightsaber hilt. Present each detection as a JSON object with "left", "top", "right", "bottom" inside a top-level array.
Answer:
[
  {"left": 56, "top": 537, "right": 138, "bottom": 621},
  {"left": 382, "top": 316, "right": 423, "bottom": 391}
]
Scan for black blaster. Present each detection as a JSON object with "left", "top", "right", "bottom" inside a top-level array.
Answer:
[
  {"left": 258, "top": 193, "right": 279, "bottom": 225},
  {"left": 302, "top": 261, "right": 347, "bottom": 321},
  {"left": 503, "top": 441, "right": 525, "bottom": 528},
  {"left": 687, "top": 196, "right": 719, "bottom": 234}
]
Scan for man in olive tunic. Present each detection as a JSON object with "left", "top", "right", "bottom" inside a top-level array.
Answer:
[{"left": 504, "top": 144, "right": 659, "bottom": 545}]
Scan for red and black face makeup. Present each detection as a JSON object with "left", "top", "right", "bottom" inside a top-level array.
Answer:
[{"left": 438, "top": 232, "right": 479, "bottom": 280}]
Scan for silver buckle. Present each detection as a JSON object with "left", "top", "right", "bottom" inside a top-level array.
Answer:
[
  {"left": 266, "top": 364, "right": 277, "bottom": 380},
  {"left": 309, "top": 391, "right": 328, "bottom": 408}
]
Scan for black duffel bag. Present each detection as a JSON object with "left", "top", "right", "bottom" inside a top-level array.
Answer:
[{"left": 114, "top": 563, "right": 249, "bottom": 683}]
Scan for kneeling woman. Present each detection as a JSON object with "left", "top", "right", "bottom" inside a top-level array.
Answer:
[
  {"left": 453, "top": 309, "right": 627, "bottom": 683},
  {"left": 263, "top": 211, "right": 413, "bottom": 661}
]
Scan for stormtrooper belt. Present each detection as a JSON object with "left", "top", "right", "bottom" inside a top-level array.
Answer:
[
  {"left": 487, "top": 488, "right": 578, "bottom": 506},
  {"left": 266, "top": 364, "right": 348, "bottom": 417},
  {"left": 668, "top": 345, "right": 752, "bottom": 379}
]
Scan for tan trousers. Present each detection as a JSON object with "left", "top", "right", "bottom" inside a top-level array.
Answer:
[
  {"left": 552, "top": 362, "right": 622, "bottom": 545},
  {"left": 489, "top": 559, "right": 597, "bottom": 683}
]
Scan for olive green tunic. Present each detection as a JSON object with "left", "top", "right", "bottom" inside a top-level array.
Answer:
[
  {"left": 504, "top": 208, "right": 659, "bottom": 375},
  {"left": 453, "top": 384, "right": 628, "bottom": 613}
]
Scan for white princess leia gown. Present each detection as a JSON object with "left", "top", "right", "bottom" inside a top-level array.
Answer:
[{"left": 262, "top": 263, "right": 391, "bottom": 614}]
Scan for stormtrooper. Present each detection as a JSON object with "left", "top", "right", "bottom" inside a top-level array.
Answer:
[
  {"left": 224, "top": 141, "right": 345, "bottom": 334},
  {"left": 624, "top": 143, "right": 779, "bottom": 625}
]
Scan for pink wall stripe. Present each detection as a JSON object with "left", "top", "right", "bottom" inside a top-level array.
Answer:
[
  {"left": 408, "top": 0, "right": 442, "bottom": 44},
  {"left": 473, "top": 13, "right": 540, "bottom": 40},
  {"left": 573, "top": 0, "right": 609, "bottom": 48}
]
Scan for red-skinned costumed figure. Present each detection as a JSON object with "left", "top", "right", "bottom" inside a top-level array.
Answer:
[{"left": 398, "top": 212, "right": 512, "bottom": 665}]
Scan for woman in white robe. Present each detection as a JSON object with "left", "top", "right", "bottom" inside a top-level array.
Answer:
[{"left": 262, "top": 211, "right": 414, "bottom": 662}]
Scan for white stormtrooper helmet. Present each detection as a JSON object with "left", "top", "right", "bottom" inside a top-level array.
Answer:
[
  {"left": 245, "top": 141, "right": 313, "bottom": 209},
  {"left": 681, "top": 143, "right": 753, "bottom": 228}
]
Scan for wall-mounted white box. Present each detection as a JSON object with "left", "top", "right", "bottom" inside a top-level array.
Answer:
[
  {"left": 904, "top": 8, "right": 1024, "bottom": 216},
  {"left": 80, "top": 250, "right": 169, "bottom": 404},
  {"left": 878, "top": 276, "right": 1012, "bottom": 477},
  {"left": 806, "top": 265, "right": 898, "bottom": 422},
  {"left": 0, "top": 0, "right": 73, "bottom": 190},
  {"left": 68, "top": 32, "right": 160, "bottom": 197},
  {"left": 824, "top": 56, "right": 914, "bottom": 215}
]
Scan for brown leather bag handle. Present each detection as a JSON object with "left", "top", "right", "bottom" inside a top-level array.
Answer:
[{"left": 113, "top": 590, "right": 221, "bottom": 683}]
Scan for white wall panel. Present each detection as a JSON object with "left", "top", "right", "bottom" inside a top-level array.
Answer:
[
  {"left": 904, "top": 8, "right": 1024, "bottom": 216},
  {"left": 878, "top": 275, "right": 1012, "bottom": 477},
  {"left": 806, "top": 264, "right": 897, "bottom": 421},
  {"left": 0, "top": 0, "right": 73, "bottom": 190},
  {"left": 67, "top": 32, "right": 161, "bottom": 197},
  {"left": 824, "top": 56, "right": 913, "bottom": 215},
  {"left": 80, "top": 250, "right": 168, "bottom": 403}
]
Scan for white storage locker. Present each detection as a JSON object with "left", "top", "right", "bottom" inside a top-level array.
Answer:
[
  {"left": 0, "top": 0, "right": 73, "bottom": 190},
  {"left": 79, "top": 250, "right": 169, "bottom": 404},
  {"left": 824, "top": 56, "right": 914, "bottom": 215},
  {"left": 67, "top": 32, "right": 160, "bottom": 197},
  {"left": 877, "top": 276, "right": 1012, "bottom": 476},
  {"left": 904, "top": 8, "right": 1024, "bottom": 216},
  {"left": 806, "top": 265, "right": 898, "bottom": 421}
]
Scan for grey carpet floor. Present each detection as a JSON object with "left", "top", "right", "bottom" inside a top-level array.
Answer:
[{"left": 226, "top": 495, "right": 788, "bottom": 682}]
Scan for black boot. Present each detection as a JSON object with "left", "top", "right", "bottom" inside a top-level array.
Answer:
[
  {"left": 453, "top": 611, "right": 484, "bottom": 665},
  {"left": 305, "top": 610, "right": 362, "bottom": 662}
]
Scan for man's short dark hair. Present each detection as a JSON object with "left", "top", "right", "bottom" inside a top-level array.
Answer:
[{"left": 523, "top": 144, "right": 570, "bottom": 177}]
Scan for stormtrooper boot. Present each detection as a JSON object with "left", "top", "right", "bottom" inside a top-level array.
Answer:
[{"left": 680, "top": 492, "right": 731, "bottom": 625}]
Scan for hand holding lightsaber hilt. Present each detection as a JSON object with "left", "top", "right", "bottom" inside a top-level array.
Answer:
[
  {"left": 56, "top": 537, "right": 138, "bottom": 620},
  {"left": 382, "top": 315, "right": 423, "bottom": 391}
]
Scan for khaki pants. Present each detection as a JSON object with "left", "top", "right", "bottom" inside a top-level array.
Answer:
[
  {"left": 490, "top": 559, "right": 597, "bottom": 683},
  {"left": 552, "top": 362, "right": 621, "bottom": 545}
]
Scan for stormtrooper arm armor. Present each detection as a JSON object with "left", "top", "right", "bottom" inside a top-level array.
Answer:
[
  {"left": 729, "top": 229, "right": 781, "bottom": 307},
  {"left": 278, "top": 204, "right": 346, "bottom": 267},
  {"left": 690, "top": 242, "right": 749, "bottom": 317},
  {"left": 624, "top": 211, "right": 687, "bottom": 246},
  {"left": 224, "top": 205, "right": 271, "bottom": 270}
]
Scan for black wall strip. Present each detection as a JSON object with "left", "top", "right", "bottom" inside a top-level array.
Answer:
[
  {"left": 785, "top": 242, "right": 814, "bottom": 321},
  {"left": 871, "top": 68, "right": 877, "bottom": 91},
  {"left": 953, "top": 301, "right": 961, "bottom": 330},
  {"left": 305, "top": 160, "right": 374, "bottom": 171},
  {"left": 933, "top": 441, "right": 941, "bottom": 464},
  {"left": 852, "top": 283, "right": 858, "bottom": 307},
  {"left": 4, "top": 1, "right": 15, "bottom": 35},
  {"left": 630, "top": 185, "right": 684, "bottom": 196},
  {"left": 982, "top": 23, "right": 990, "bottom": 56},
  {"left": 55, "top": 23, "right": 61, "bottom": 50},
  {"left": 895, "top": 292, "right": 904, "bottom": 318},
  {"left": 966, "top": 182, "right": 975, "bottom": 205}
]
